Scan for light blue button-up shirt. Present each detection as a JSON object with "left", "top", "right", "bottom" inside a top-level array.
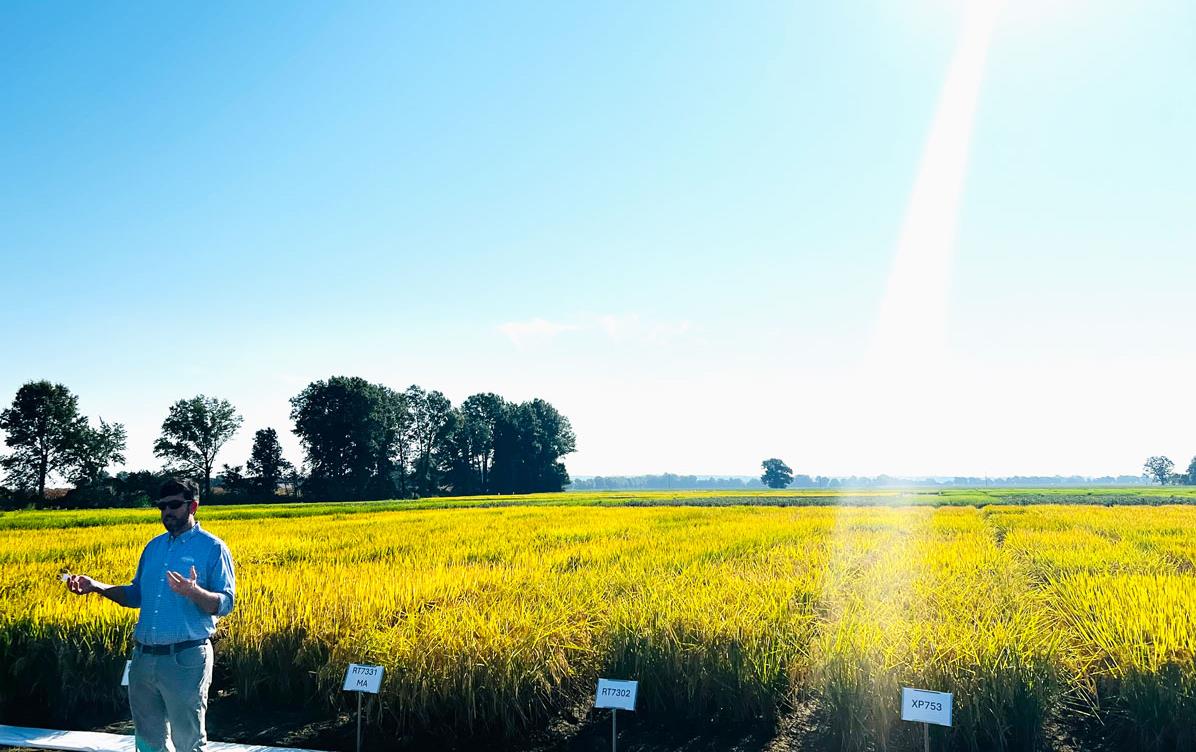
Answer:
[{"left": 124, "top": 522, "right": 235, "bottom": 645}]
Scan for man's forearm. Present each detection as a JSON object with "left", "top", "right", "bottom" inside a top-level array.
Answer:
[
  {"left": 186, "top": 586, "right": 223, "bottom": 615},
  {"left": 97, "top": 583, "right": 132, "bottom": 607}
]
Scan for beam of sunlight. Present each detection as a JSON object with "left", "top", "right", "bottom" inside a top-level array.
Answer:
[
  {"left": 871, "top": 0, "right": 1005, "bottom": 365},
  {"left": 841, "top": 0, "right": 1004, "bottom": 473},
  {"left": 814, "top": 3, "right": 1005, "bottom": 720}
]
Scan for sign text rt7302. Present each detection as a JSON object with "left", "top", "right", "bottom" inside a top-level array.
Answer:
[{"left": 595, "top": 679, "right": 637, "bottom": 711}]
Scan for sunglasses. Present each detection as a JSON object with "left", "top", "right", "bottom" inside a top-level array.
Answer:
[{"left": 155, "top": 500, "right": 189, "bottom": 511}]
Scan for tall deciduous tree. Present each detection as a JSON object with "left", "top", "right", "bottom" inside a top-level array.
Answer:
[
  {"left": 153, "top": 395, "right": 242, "bottom": 498},
  {"left": 490, "top": 399, "right": 576, "bottom": 494},
  {"left": 246, "top": 427, "right": 293, "bottom": 499},
  {"left": 1143, "top": 456, "right": 1174, "bottom": 485},
  {"left": 0, "top": 381, "right": 88, "bottom": 498},
  {"left": 459, "top": 393, "right": 506, "bottom": 493},
  {"left": 438, "top": 410, "right": 477, "bottom": 496},
  {"left": 438, "top": 393, "right": 509, "bottom": 495},
  {"left": 1188, "top": 456, "right": 1196, "bottom": 486},
  {"left": 760, "top": 458, "right": 794, "bottom": 489},
  {"left": 290, "top": 376, "right": 401, "bottom": 501},
  {"left": 64, "top": 419, "right": 128, "bottom": 487},
  {"left": 390, "top": 392, "right": 415, "bottom": 499},
  {"left": 406, "top": 385, "right": 453, "bottom": 497}
]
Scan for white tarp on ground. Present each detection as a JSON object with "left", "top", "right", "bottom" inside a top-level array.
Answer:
[{"left": 0, "top": 726, "right": 327, "bottom": 752}]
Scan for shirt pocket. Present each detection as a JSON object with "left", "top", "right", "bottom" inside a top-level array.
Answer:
[{"left": 178, "top": 555, "right": 205, "bottom": 587}]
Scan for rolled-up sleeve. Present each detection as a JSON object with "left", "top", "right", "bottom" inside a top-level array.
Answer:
[
  {"left": 208, "top": 542, "right": 236, "bottom": 617},
  {"left": 124, "top": 547, "right": 147, "bottom": 608}
]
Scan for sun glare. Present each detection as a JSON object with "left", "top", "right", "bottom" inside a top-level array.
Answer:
[
  {"left": 842, "top": 0, "right": 1005, "bottom": 471},
  {"left": 871, "top": 0, "right": 1005, "bottom": 365}
]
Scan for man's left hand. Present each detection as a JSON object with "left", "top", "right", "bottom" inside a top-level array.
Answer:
[{"left": 167, "top": 566, "right": 201, "bottom": 598}]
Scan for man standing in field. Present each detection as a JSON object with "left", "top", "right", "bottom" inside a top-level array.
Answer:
[{"left": 66, "top": 478, "right": 235, "bottom": 752}]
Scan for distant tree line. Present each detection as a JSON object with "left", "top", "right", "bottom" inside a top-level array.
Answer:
[
  {"left": 573, "top": 471, "right": 1152, "bottom": 491},
  {"left": 571, "top": 474, "right": 768, "bottom": 491},
  {"left": 0, "top": 377, "right": 575, "bottom": 509}
]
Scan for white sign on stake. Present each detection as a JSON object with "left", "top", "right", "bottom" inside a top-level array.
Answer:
[
  {"left": 595, "top": 679, "right": 638, "bottom": 711},
  {"left": 901, "top": 687, "right": 953, "bottom": 727},
  {"left": 121, "top": 660, "right": 131, "bottom": 687},
  {"left": 343, "top": 664, "right": 384, "bottom": 694}
]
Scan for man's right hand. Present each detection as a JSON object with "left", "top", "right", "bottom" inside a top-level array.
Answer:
[{"left": 67, "top": 574, "right": 101, "bottom": 595}]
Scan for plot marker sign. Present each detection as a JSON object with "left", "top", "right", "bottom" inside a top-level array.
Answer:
[
  {"left": 343, "top": 663, "right": 383, "bottom": 694},
  {"left": 595, "top": 679, "right": 637, "bottom": 752},
  {"left": 595, "top": 679, "right": 637, "bottom": 711},
  {"left": 901, "top": 687, "right": 952, "bottom": 726},
  {"left": 343, "top": 664, "right": 384, "bottom": 752}
]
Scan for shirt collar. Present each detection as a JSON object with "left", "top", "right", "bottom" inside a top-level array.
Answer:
[{"left": 171, "top": 521, "right": 202, "bottom": 543}]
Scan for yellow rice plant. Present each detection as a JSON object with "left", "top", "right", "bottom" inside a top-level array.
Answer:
[
  {"left": 1004, "top": 507, "right": 1196, "bottom": 751},
  {"left": 1, "top": 503, "right": 1195, "bottom": 748}
]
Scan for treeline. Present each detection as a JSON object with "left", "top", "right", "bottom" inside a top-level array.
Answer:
[
  {"left": 287, "top": 377, "right": 575, "bottom": 502},
  {"left": 941, "top": 475, "right": 1147, "bottom": 486},
  {"left": 0, "top": 377, "right": 575, "bottom": 509},
  {"left": 575, "top": 473, "right": 1153, "bottom": 491},
  {"left": 571, "top": 474, "right": 767, "bottom": 490}
]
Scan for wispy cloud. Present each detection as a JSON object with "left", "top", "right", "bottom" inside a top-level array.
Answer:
[
  {"left": 497, "top": 318, "right": 580, "bottom": 349},
  {"left": 597, "top": 313, "right": 692, "bottom": 343},
  {"left": 596, "top": 314, "right": 639, "bottom": 343},
  {"left": 645, "top": 319, "right": 692, "bottom": 341}
]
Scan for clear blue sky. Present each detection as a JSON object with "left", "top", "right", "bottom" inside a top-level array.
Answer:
[{"left": 2, "top": 1, "right": 1194, "bottom": 479}]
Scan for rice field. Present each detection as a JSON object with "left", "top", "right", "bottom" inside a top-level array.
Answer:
[{"left": 1, "top": 495, "right": 1194, "bottom": 750}]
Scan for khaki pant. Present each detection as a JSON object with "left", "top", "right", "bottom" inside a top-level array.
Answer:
[{"left": 127, "top": 643, "right": 213, "bottom": 752}]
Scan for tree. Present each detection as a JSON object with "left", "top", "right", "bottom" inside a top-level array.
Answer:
[
  {"left": 490, "top": 399, "right": 576, "bottom": 494},
  {"left": 1143, "top": 456, "right": 1174, "bottom": 486},
  {"left": 246, "top": 428, "right": 293, "bottom": 500},
  {"left": 1188, "top": 456, "right": 1196, "bottom": 485},
  {"left": 289, "top": 377, "right": 401, "bottom": 501},
  {"left": 438, "top": 394, "right": 508, "bottom": 495},
  {"left": 283, "top": 465, "right": 305, "bottom": 498},
  {"left": 522, "top": 399, "right": 576, "bottom": 492},
  {"left": 760, "top": 458, "right": 794, "bottom": 489},
  {"left": 64, "top": 419, "right": 128, "bottom": 487},
  {"left": 459, "top": 393, "right": 506, "bottom": 493},
  {"left": 390, "top": 392, "right": 415, "bottom": 499},
  {"left": 110, "top": 469, "right": 170, "bottom": 506},
  {"left": 218, "top": 463, "right": 249, "bottom": 500},
  {"left": 437, "top": 410, "right": 476, "bottom": 495},
  {"left": 405, "top": 385, "right": 453, "bottom": 497},
  {"left": 153, "top": 396, "right": 242, "bottom": 497},
  {"left": 0, "top": 381, "right": 89, "bottom": 498}
]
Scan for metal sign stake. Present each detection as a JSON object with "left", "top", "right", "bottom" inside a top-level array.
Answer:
[
  {"left": 923, "top": 721, "right": 930, "bottom": 752},
  {"left": 595, "top": 678, "right": 636, "bottom": 752},
  {"left": 356, "top": 691, "right": 363, "bottom": 752}
]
